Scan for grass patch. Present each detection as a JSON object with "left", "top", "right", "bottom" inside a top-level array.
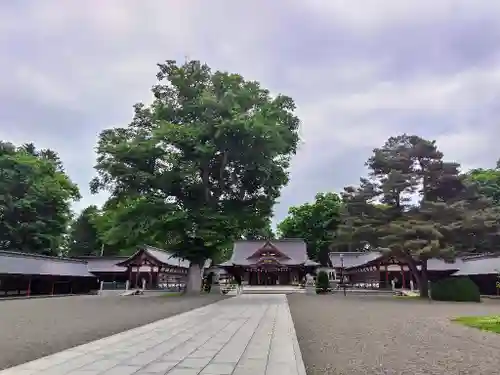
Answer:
[{"left": 452, "top": 315, "right": 500, "bottom": 334}]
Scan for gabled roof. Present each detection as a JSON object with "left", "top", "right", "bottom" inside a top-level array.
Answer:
[
  {"left": 246, "top": 241, "right": 291, "bottom": 260},
  {"left": 116, "top": 245, "right": 190, "bottom": 268},
  {"left": 0, "top": 251, "right": 95, "bottom": 277},
  {"left": 115, "top": 245, "right": 211, "bottom": 269},
  {"left": 224, "top": 239, "right": 310, "bottom": 266}
]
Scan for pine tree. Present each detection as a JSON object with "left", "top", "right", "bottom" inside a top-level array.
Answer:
[{"left": 341, "top": 134, "right": 500, "bottom": 298}]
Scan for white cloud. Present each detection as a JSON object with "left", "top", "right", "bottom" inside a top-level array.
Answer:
[{"left": 1, "top": 0, "right": 499, "bottom": 222}]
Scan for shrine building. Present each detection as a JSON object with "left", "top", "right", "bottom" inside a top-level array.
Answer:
[{"left": 219, "top": 239, "right": 319, "bottom": 285}]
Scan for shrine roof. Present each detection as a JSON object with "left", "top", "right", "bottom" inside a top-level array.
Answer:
[
  {"left": 115, "top": 245, "right": 211, "bottom": 269},
  {"left": 73, "top": 256, "right": 128, "bottom": 273},
  {"left": 329, "top": 251, "right": 383, "bottom": 268},
  {"left": 329, "top": 251, "right": 494, "bottom": 274},
  {"left": 0, "top": 250, "right": 96, "bottom": 277},
  {"left": 116, "top": 246, "right": 191, "bottom": 268},
  {"left": 452, "top": 254, "right": 500, "bottom": 276},
  {"left": 223, "top": 239, "right": 311, "bottom": 266}
]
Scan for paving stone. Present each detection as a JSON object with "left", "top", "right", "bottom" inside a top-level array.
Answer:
[
  {"left": 137, "top": 361, "right": 178, "bottom": 373},
  {"left": 0, "top": 294, "right": 305, "bottom": 375},
  {"left": 105, "top": 365, "right": 142, "bottom": 375},
  {"left": 200, "top": 362, "right": 236, "bottom": 374},
  {"left": 167, "top": 369, "right": 201, "bottom": 375},
  {"left": 177, "top": 357, "right": 212, "bottom": 368},
  {"left": 233, "top": 358, "right": 267, "bottom": 374}
]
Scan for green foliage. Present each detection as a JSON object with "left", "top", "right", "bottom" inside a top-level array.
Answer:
[
  {"left": 340, "top": 134, "right": 500, "bottom": 298},
  {"left": 0, "top": 142, "right": 80, "bottom": 255},
  {"left": 453, "top": 315, "right": 500, "bottom": 333},
  {"left": 67, "top": 205, "right": 103, "bottom": 256},
  {"left": 277, "top": 192, "right": 342, "bottom": 265},
  {"left": 466, "top": 166, "right": 500, "bottom": 205},
  {"left": 241, "top": 218, "right": 275, "bottom": 240},
  {"left": 431, "top": 277, "right": 480, "bottom": 302},
  {"left": 90, "top": 60, "right": 300, "bottom": 271},
  {"left": 315, "top": 270, "right": 330, "bottom": 294}
]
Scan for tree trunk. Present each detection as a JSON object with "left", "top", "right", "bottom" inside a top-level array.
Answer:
[
  {"left": 405, "top": 257, "right": 421, "bottom": 287},
  {"left": 419, "top": 260, "right": 429, "bottom": 299},
  {"left": 184, "top": 263, "right": 203, "bottom": 295},
  {"left": 405, "top": 257, "right": 430, "bottom": 299}
]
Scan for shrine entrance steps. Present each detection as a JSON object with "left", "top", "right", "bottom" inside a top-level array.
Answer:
[{"left": 242, "top": 285, "right": 305, "bottom": 294}]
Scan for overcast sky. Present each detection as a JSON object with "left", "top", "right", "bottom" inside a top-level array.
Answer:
[{"left": 1, "top": 1, "right": 500, "bottom": 224}]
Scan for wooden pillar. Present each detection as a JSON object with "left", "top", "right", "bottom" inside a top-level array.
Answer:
[
  {"left": 135, "top": 266, "right": 140, "bottom": 288},
  {"left": 27, "top": 277, "right": 31, "bottom": 297},
  {"left": 385, "top": 265, "right": 389, "bottom": 287},
  {"left": 149, "top": 267, "right": 153, "bottom": 289},
  {"left": 376, "top": 264, "right": 380, "bottom": 288},
  {"left": 399, "top": 264, "right": 404, "bottom": 288},
  {"left": 51, "top": 279, "right": 55, "bottom": 295}
]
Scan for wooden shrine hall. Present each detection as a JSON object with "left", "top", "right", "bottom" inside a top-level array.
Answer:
[
  {"left": 219, "top": 239, "right": 319, "bottom": 286},
  {"left": 115, "top": 246, "right": 192, "bottom": 289}
]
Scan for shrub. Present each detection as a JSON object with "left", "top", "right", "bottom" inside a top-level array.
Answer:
[
  {"left": 316, "top": 270, "right": 330, "bottom": 294},
  {"left": 431, "top": 277, "right": 480, "bottom": 302}
]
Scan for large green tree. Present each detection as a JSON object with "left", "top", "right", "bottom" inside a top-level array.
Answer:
[
  {"left": 91, "top": 60, "right": 299, "bottom": 292},
  {"left": 465, "top": 161, "right": 500, "bottom": 205},
  {"left": 277, "top": 192, "right": 342, "bottom": 265},
  {"left": 341, "top": 135, "right": 500, "bottom": 298},
  {"left": 241, "top": 217, "right": 275, "bottom": 240},
  {"left": 0, "top": 141, "right": 80, "bottom": 255},
  {"left": 67, "top": 205, "right": 103, "bottom": 256}
]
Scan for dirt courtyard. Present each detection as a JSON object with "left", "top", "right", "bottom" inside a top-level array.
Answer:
[{"left": 288, "top": 294, "right": 500, "bottom": 375}]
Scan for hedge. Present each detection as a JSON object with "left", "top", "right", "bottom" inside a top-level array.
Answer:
[
  {"left": 316, "top": 270, "right": 330, "bottom": 294},
  {"left": 431, "top": 277, "right": 480, "bottom": 302}
]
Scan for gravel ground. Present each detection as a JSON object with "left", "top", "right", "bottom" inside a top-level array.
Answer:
[
  {"left": 288, "top": 294, "right": 500, "bottom": 375},
  {"left": 0, "top": 293, "right": 227, "bottom": 370}
]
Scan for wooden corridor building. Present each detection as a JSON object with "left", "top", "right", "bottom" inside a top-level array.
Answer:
[
  {"left": 329, "top": 251, "right": 500, "bottom": 295},
  {"left": 0, "top": 251, "right": 96, "bottom": 297}
]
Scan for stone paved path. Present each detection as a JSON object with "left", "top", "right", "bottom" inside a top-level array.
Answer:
[{"left": 0, "top": 294, "right": 305, "bottom": 375}]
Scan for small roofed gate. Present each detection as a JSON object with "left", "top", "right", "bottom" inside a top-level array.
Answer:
[{"left": 116, "top": 248, "right": 188, "bottom": 290}]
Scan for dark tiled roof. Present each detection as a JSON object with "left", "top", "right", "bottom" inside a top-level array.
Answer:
[
  {"left": 426, "top": 258, "right": 463, "bottom": 271},
  {"left": 116, "top": 245, "right": 211, "bottom": 269},
  {"left": 78, "top": 257, "right": 128, "bottom": 273},
  {"left": 226, "top": 239, "right": 310, "bottom": 266},
  {"left": 329, "top": 252, "right": 384, "bottom": 268},
  {"left": 0, "top": 251, "right": 95, "bottom": 277},
  {"left": 144, "top": 246, "right": 191, "bottom": 268},
  {"left": 329, "top": 251, "right": 496, "bottom": 275},
  {"left": 452, "top": 255, "right": 500, "bottom": 276}
]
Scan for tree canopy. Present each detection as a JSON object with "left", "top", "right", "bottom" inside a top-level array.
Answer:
[
  {"left": 0, "top": 142, "right": 80, "bottom": 255},
  {"left": 465, "top": 162, "right": 500, "bottom": 205},
  {"left": 277, "top": 192, "right": 342, "bottom": 265},
  {"left": 339, "top": 134, "right": 500, "bottom": 297},
  {"left": 90, "top": 60, "right": 300, "bottom": 292},
  {"left": 67, "top": 205, "right": 104, "bottom": 256}
]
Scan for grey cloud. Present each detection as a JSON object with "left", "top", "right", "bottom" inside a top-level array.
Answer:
[{"left": 1, "top": 1, "right": 500, "bottom": 224}]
